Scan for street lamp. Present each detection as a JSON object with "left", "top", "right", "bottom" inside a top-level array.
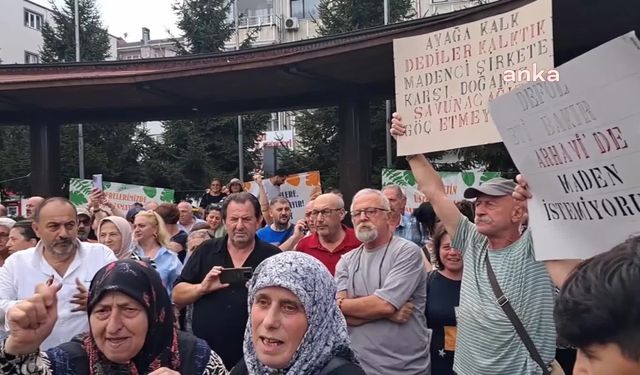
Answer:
[
  {"left": 75, "top": 0, "right": 84, "bottom": 179},
  {"left": 235, "top": 0, "right": 244, "bottom": 180},
  {"left": 384, "top": 0, "right": 392, "bottom": 168}
]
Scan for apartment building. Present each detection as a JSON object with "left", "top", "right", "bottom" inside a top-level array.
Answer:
[{"left": 0, "top": 0, "right": 118, "bottom": 64}]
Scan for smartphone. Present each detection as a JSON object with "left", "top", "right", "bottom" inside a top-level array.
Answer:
[
  {"left": 92, "top": 174, "right": 103, "bottom": 192},
  {"left": 219, "top": 267, "right": 253, "bottom": 284}
]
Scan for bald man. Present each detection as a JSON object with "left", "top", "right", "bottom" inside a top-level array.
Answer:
[
  {"left": 295, "top": 193, "right": 361, "bottom": 274},
  {"left": 24, "top": 196, "right": 44, "bottom": 219},
  {"left": 177, "top": 201, "right": 205, "bottom": 233}
]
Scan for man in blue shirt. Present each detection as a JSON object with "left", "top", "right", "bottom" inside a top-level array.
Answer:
[
  {"left": 257, "top": 197, "right": 294, "bottom": 246},
  {"left": 382, "top": 185, "right": 423, "bottom": 247}
]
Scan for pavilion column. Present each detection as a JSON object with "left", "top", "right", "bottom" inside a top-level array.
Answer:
[
  {"left": 30, "top": 122, "right": 61, "bottom": 197},
  {"left": 338, "top": 95, "right": 372, "bottom": 212}
]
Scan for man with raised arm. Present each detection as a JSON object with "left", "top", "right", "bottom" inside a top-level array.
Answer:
[{"left": 391, "top": 113, "right": 558, "bottom": 375}]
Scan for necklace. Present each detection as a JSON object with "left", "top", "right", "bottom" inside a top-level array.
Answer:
[{"left": 351, "top": 236, "right": 394, "bottom": 296}]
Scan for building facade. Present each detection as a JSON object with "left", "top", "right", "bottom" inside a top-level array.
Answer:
[{"left": 0, "top": 0, "right": 118, "bottom": 65}]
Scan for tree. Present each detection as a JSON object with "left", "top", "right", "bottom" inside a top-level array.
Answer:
[
  {"left": 278, "top": 0, "right": 414, "bottom": 190},
  {"left": 152, "top": 0, "right": 269, "bottom": 199},
  {"left": 37, "top": 0, "right": 145, "bottom": 195},
  {"left": 40, "top": 0, "right": 111, "bottom": 62}
]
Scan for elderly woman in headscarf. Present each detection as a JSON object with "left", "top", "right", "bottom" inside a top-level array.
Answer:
[
  {"left": 97, "top": 216, "right": 134, "bottom": 259},
  {"left": 230, "top": 252, "right": 365, "bottom": 375},
  {"left": 0, "top": 259, "right": 228, "bottom": 375}
]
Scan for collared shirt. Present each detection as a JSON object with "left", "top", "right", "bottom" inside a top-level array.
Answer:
[
  {"left": 295, "top": 225, "right": 361, "bottom": 275},
  {"left": 178, "top": 217, "right": 207, "bottom": 233},
  {"left": 395, "top": 213, "right": 424, "bottom": 247},
  {"left": 133, "top": 246, "right": 182, "bottom": 296},
  {"left": 0, "top": 240, "right": 116, "bottom": 349},
  {"left": 175, "top": 235, "right": 280, "bottom": 369}
]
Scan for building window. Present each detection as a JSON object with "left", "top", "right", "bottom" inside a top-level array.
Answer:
[
  {"left": 24, "top": 9, "right": 43, "bottom": 30},
  {"left": 24, "top": 51, "right": 40, "bottom": 64},
  {"left": 290, "top": 0, "right": 319, "bottom": 19}
]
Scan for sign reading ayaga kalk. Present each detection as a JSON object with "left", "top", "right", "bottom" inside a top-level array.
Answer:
[
  {"left": 394, "top": 0, "right": 553, "bottom": 155},
  {"left": 489, "top": 32, "right": 640, "bottom": 260},
  {"left": 69, "top": 178, "right": 175, "bottom": 211}
]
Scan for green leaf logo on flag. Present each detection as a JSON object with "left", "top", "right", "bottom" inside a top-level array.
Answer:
[
  {"left": 143, "top": 187, "right": 157, "bottom": 198},
  {"left": 462, "top": 172, "right": 475, "bottom": 187},
  {"left": 160, "top": 189, "right": 174, "bottom": 203}
]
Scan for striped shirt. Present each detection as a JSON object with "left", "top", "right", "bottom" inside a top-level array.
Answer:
[{"left": 452, "top": 216, "right": 556, "bottom": 375}]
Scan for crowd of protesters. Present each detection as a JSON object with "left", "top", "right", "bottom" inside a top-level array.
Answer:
[{"left": 0, "top": 118, "right": 637, "bottom": 375}]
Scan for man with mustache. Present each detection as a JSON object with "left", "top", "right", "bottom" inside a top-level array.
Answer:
[
  {"left": 173, "top": 192, "right": 280, "bottom": 369},
  {"left": 391, "top": 113, "right": 558, "bottom": 375},
  {"left": 0, "top": 197, "right": 116, "bottom": 349},
  {"left": 256, "top": 197, "right": 295, "bottom": 247},
  {"left": 335, "top": 188, "right": 430, "bottom": 375}
]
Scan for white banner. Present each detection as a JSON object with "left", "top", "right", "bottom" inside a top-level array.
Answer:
[
  {"left": 489, "top": 31, "right": 640, "bottom": 260},
  {"left": 382, "top": 169, "right": 501, "bottom": 214},
  {"left": 246, "top": 171, "right": 322, "bottom": 222},
  {"left": 69, "top": 178, "right": 174, "bottom": 212}
]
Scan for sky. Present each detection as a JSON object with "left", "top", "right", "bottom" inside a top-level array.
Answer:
[{"left": 35, "top": 0, "right": 180, "bottom": 41}]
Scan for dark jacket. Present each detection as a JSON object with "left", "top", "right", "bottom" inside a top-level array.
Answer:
[{"left": 230, "top": 357, "right": 366, "bottom": 375}]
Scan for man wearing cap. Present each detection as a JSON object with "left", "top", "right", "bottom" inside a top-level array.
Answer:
[
  {"left": 391, "top": 114, "right": 556, "bottom": 375},
  {"left": 76, "top": 208, "right": 93, "bottom": 242}
]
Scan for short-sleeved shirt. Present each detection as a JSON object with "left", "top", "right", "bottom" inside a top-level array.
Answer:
[
  {"left": 256, "top": 225, "right": 294, "bottom": 246},
  {"left": 451, "top": 216, "right": 556, "bottom": 375},
  {"left": 296, "top": 226, "right": 361, "bottom": 275},
  {"left": 335, "top": 236, "right": 431, "bottom": 375},
  {"left": 261, "top": 179, "right": 281, "bottom": 201},
  {"left": 175, "top": 236, "right": 281, "bottom": 369},
  {"left": 133, "top": 246, "right": 182, "bottom": 296},
  {"left": 426, "top": 271, "right": 461, "bottom": 375},
  {"left": 199, "top": 192, "right": 226, "bottom": 208}
]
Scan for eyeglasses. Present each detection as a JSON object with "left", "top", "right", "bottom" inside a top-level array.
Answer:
[
  {"left": 311, "top": 208, "right": 342, "bottom": 217},
  {"left": 349, "top": 207, "right": 389, "bottom": 219}
]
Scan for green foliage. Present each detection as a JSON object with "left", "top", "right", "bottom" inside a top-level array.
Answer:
[
  {"left": 154, "top": 0, "right": 269, "bottom": 200},
  {"left": 40, "top": 0, "right": 111, "bottom": 62},
  {"left": 160, "top": 189, "right": 174, "bottom": 203},
  {"left": 279, "top": 0, "right": 414, "bottom": 190},
  {"left": 316, "top": 0, "right": 414, "bottom": 36},
  {"left": 172, "top": 0, "right": 235, "bottom": 55}
]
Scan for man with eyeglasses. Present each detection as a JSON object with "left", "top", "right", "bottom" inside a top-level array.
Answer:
[
  {"left": 335, "top": 188, "right": 430, "bottom": 375},
  {"left": 199, "top": 178, "right": 227, "bottom": 208},
  {"left": 295, "top": 193, "right": 361, "bottom": 275}
]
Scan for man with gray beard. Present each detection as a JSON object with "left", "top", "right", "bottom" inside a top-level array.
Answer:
[
  {"left": 0, "top": 198, "right": 116, "bottom": 349},
  {"left": 335, "top": 188, "right": 431, "bottom": 375}
]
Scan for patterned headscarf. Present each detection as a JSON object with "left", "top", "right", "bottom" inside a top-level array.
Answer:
[
  {"left": 243, "top": 252, "right": 357, "bottom": 374},
  {"left": 84, "top": 259, "right": 180, "bottom": 374}
]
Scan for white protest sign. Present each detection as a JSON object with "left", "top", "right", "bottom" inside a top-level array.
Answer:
[
  {"left": 489, "top": 31, "right": 640, "bottom": 260},
  {"left": 246, "top": 171, "right": 322, "bottom": 222},
  {"left": 394, "top": 0, "right": 554, "bottom": 155}
]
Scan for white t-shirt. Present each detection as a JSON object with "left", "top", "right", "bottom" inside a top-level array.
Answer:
[{"left": 0, "top": 240, "right": 117, "bottom": 349}]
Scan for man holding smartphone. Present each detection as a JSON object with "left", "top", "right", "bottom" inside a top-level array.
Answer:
[{"left": 173, "top": 192, "right": 280, "bottom": 369}]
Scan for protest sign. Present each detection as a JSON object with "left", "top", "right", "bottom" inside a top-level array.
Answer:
[
  {"left": 246, "top": 171, "right": 322, "bottom": 222},
  {"left": 488, "top": 31, "right": 640, "bottom": 260},
  {"left": 382, "top": 169, "right": 500, "bottom": 213},
  {"left": 393, "top": 0, "right": 553, "bottom": 155},
  {"left": 69, "top": 178, "right": 174, "bottom": 211}
]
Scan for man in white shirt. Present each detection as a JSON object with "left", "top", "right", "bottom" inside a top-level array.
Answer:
[{"left": 0, "top": 197, "right": 116, "bottom": 349}]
